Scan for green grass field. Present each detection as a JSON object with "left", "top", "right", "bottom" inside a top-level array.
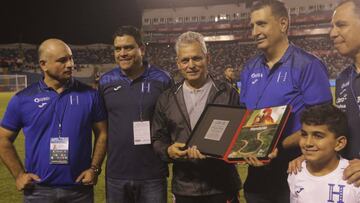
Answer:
[{"left": 0, "top": 92, "right": 248, "bottom": 203}]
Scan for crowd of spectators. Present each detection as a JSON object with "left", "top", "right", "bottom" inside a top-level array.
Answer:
[
  {"left": 0, "top": 35, "right": 351, "bottom": 80},
  {"left": 145, "top": 35, "right": 350, "bottom": 80}
]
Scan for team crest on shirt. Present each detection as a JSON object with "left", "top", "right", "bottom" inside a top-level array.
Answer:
[
  {"left": 276, "top": 71, "right": 288, "bottom": 83},
  {"left": 69, "top": 95, "right": 79, "bottom": 105},
  {"left": 328, "top": 184, "right": 345, "bottom": 202},
  {"left": 141, "top": 82, "right": 151, "bottom": 93}
]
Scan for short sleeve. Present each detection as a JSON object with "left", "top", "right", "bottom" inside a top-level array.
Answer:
[
  {"left": 300, "top": 59, "right": 332, "bottom": 106},
  {"left": 91, "top": 90, "right": 107, "bottom": 123},
  {"left": 1, "top": 95, "right": 23, "bottom": 132}
]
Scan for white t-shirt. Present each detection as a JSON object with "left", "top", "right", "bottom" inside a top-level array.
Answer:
[{"left": 287, "top": 158, "right": 360, "bottom": 203}]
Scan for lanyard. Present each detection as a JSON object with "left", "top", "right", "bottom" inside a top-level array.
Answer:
[
  {"left": 138, "top": 65, "right": 150, "bottom": 121},
  {"left": 54, "top": 94, "right": 69, "bottom": 138}
]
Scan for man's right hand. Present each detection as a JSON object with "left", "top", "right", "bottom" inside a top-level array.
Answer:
[
  {"left": 168, "top": 142, "right": 188, "bottom": 159},
  {"left": 15, "top": 172, "right": 41, "bottom": 191}
]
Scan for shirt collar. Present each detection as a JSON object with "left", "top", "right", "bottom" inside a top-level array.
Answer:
[
  {"left": 183, "top": 76, "right": 212, "bottom": 93},
  {"left": 350, "top": 64, "right": 360, "bottom": 79},
  {"left": 39, "top": 77, "right": 75, "bottom": 91},
  {"left": 260, "top": 43, "right": 294, "bottom": 67},
  {"left": 117, "top": 61, "right": 150, "bottom": 80}
]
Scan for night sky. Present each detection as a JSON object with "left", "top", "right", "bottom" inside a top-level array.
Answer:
[{"left": 0, "top": 0, "right": 141, "bottom": 45}]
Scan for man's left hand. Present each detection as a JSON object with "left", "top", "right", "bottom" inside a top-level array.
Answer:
[{"left": 343, "top": 159, "right": 360, "bottom": 187}]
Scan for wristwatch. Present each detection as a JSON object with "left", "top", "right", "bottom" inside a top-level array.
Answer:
[{"left": 90, "top": 165, "right": 102, "bottom": 175}]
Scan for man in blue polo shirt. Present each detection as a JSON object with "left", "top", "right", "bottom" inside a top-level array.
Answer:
[
  {"left": 0, "top": 39, "right": 107, "bottom": 202},
  {"left": 330, "top": 0, "right": 360, "bottom": 187},
  {"left": 98, "top": 26, "right": 171, "bottom": 203},
  {"left": 287, "top": 0, "right": 360, "bottom": 189},
  {"left": 239, "top": 1, "right": 332, "bottom": 202}
]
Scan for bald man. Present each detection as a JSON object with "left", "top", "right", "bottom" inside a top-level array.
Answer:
[{"left": 0, "top": 39, "right": 107, "bottom": 203}]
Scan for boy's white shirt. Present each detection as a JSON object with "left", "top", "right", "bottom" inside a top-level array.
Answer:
[{"left": 288, "top": 157, "right": 360, "bottom": 203}]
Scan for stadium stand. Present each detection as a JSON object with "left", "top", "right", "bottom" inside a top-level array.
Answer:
[
  {"left": 0, "top": 0, "right": 348, "bottom": 86},
  {"left": 0, "top": 35, "right": 351, "bottom": 85}
]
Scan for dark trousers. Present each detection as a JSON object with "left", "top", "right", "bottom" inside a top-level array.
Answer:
[
  {"left": 244, "top": 191, "right": 289, "bottom": 203},
  {"left": 174, "top": 193, "right": 239, "bottom": 203},
  {"left": 23, "top": 184, "right": 93, "bottom": 203}
]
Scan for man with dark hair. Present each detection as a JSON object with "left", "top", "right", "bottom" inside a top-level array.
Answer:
[
  {"left": 152, "top": 31, "right": 241, "bottom": 203},
  {"left": 224, "top": 65, "right": 239, "bottom": 93},
  {"left": 98, "top": 25, "right": 172, "bottom": 203},
  {"left": 0, "top": 39, "right": 108, "bottom": 202},
  {"left": 239, "top": 0, "right": 332, "bottom": 202}
]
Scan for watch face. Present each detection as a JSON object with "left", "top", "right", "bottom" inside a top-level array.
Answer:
[{"left": 91, "top": 166, "right": 101, "bottom": 175}]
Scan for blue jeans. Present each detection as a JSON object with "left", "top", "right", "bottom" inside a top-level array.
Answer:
[
  {"left": 106, "top": 177, "right": 167, "bottom": 203},
  {"left": 23, "top": 184, "right": 93, "bottom": 203}
]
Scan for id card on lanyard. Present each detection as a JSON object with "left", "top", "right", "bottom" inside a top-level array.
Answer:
[
  {"left": 133, "top": 121, "right": 151, "bottom": 145},
  {"left": 50, "top": 96, "right": 69, "bottom": 164},
  {"left": 50, "top": 136, "right": 69, "bottom": 164},
  {"left": 133, "top": 67, "right": 151, "bottom": 145}
]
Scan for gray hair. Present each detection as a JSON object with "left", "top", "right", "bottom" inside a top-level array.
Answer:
[{"left": 175, "top": 31, "right": 207, "bottom": 55}]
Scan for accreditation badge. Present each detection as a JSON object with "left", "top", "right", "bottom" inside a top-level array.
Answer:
[
  {"left": 50, "top": 137, "right": 69, "bottom": 164},
  {"left": 133, "top": 121, "right": 151, "bottom": 145}
]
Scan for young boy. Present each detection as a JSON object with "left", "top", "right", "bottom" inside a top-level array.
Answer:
[{"left": 287, "top": 104, "right": 360, "bottom": 203}]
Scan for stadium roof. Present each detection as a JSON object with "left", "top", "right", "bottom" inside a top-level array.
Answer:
[{"left": 137, "top": 0, "right": 251, "bottom": 9}]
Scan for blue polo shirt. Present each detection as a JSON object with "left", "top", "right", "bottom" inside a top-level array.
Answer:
[
  {"left": 99, "top": 62, "right": 172, "bottom": 180},
  {"left": 336, "top": 65, "right": 360, "bottom": 159},
  {"left": 240, "top": 44, "right": 332, "bottom": 138},
  {"left": 1, "top": 79, "right": 107, "bottom": 187},
  {"left": 240, "top": 44, "right": 332, "bottom": 193}
]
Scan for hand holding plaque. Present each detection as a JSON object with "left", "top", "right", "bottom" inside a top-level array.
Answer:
[{"left": 186, "top": 104, "right": 291, "bottom": 163}]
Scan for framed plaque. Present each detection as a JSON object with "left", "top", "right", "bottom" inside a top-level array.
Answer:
[{"left": 186, "top": 104, "right": 291, "bottom": 163}]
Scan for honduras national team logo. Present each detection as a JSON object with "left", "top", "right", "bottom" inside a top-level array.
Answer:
[
  {"left": 328, "top": 184, "right": 345, "bottom": 203},
  {"left": 141, "top": 82, "right": 151, "bottom": 93},
  {"left": 276, "top": 71, "right": 287, "bottom": 83}
]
